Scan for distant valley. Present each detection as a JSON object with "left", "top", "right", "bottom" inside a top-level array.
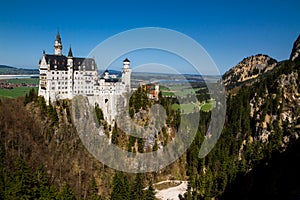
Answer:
[{"left": 0, "top": 65, "right": 39, "bottom": 75}]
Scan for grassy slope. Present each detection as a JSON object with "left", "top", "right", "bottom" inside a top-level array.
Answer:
[
  {"left": 0, "top": 78, "right": 38, "bottom": 98},
  {"left": 172, "top": 100, "right": 216, "bottom": 114},
  {"left": 0, "top": 87, "right": 38, "bottom": 98}
]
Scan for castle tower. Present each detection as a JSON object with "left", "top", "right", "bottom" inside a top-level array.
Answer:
[
  {"left": 67, "top": 47, "right": 73, "bottom": 66},
  {"left": 54, "top": 32, "right": 62, "bottom": 56},
  {"left": 104, "top": 69, "right": 109, "bottom": 79},
  {"left": 154, "top": 83, "right": 160, "bottom": 100},
  {"left": 122, "top": 58, "right": 131, "bottom": 91},
  {"left": 67, "top": 47, "right": 73, "bottom": 99}
]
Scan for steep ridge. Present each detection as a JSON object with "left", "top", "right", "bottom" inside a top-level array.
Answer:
[
  {"left": 219, "top": 36, "right": 300, "bottom": 199},
  {"left": 223, "top": 54, "right": 277, "bottom": 89},
  {"left": 290, "top": 34, "right": 300, "bottom": 61}
]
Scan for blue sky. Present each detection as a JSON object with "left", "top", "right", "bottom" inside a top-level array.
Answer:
[{"left": 0, "top": 0, "right": 299, "bottom": 74}]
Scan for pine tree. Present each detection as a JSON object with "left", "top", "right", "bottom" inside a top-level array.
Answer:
[
  {"left": 33, "top": 165, "right": 56, "bottom": 199},
  {"left": 131, "top": 173, "right": 144, "bottom": 200},
  {"left": 5, "top": 157, "right": 33, "bottom": 199},
  {"left": 95, "top": 103, "right": 104, "bottom": 121},
  {"left": 111, "top": 123, "right": 119, "bottom": 145},
  {"left": 110, "top": 172, "right": 130, "bottom": 200},
  {"left": 144, "top": 181, "right": 155, "bottom": 200},
  {"left": 137, "top": 138, "right": 144, "bottom": 153},
  {"left": 38, "top": 96, "right": 47, "bottom": 112},
  {"left": 24, "top": 93, "right": 30, "bottom": 105}
]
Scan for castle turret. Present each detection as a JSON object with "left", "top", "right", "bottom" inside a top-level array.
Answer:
[
  {"left": 104, "top": 69, "right": 109, "bottom": 79},
  {"left": 67, "top": 47, "right": 73, "bottom": 66},
  {"left": 54, "top": 32, "right": 62, "bottom": 56},
  {"left": 123, "top": 58, "right": 130, "bottom": 69},
  {"left": 122, "top": 58, "right": 131, "bottom": 91},
  {"left": 67, "top": 47, "right": 73, "bottom": 99}
]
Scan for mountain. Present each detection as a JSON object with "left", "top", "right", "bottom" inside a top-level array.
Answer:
[
  {"left": 0, "top": 65, "right": 38, "bottom": 75},
  {"left": 0, "top": 65, "right": 14, "bottom": 69},
  {"left": 219, "top": 36, "right": 300, "bottom": 199},
  {"left": 222, "top": 54, "right": 277, "bottom": 89},
  {"left": 290, "top": 34, "right": 300, "bottom": 61}
]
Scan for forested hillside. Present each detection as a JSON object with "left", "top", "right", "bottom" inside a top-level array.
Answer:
[
  {"left": 182, "top": 35, "right": 300, "bottom": 199},
  {"left": 0, "top": 88, "right": 186, "bottom": 199}
]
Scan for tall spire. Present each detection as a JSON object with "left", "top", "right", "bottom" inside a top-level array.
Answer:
[
  {"left": 56, "top": 31, "right": 61, "bottom": 43},
  {"left": 54, "top": 31, "right": 63, "bottom": 56},
  {"left": 68, "top": 46, "right": 73, "bottom": 57}
]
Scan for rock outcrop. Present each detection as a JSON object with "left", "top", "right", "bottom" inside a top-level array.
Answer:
[
  {"left": 223, "top": 54, "right": 277, "bottom": 89},
  {"left": 290, "top": 34, "right": 300, "bottom": 61}
]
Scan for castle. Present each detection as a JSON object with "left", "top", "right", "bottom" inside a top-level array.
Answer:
[{"left": 38, "top": 32, "right": 131, "bottom": 124}]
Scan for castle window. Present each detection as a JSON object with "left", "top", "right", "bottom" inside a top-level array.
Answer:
[
  {"left": 52, "top": 77, "right": 54, "bottom": 80},
  {"left": 57, "top": 72, "right": 59, "bottom": 74},
  {"left": 58, "top": 86, "right": 60, "bottom": 89},
  {"left": 52, "top": 72, "right": 54, "bottom": 74}
]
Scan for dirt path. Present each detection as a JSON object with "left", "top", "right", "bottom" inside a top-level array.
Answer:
[{"left": 155, "top": 180, "right": 188, "bottom": 200}]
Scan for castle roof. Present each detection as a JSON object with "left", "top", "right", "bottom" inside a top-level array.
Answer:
[
  {"left": 39, "top": 54, "right": 96, "bottom": 71},
  {"left": 123, "top": 58, "right": 130, "bottom": 62}
]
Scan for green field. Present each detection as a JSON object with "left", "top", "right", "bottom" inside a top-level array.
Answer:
[
  {"left": 200, "top": 100, "right": 216, "bottom": 112},
  {"left": 161, "top": 85, "right": 201, "bottom": 97},
  {"left": 172, "top": 100, "right": 216, "bottom": 114},
  {"left": 0, "top": 78, "right": 39, "bottom": 99},
  {"left": 2, "top": 78, "right": 39, "bottom": 85},
  {"left": 172, "top": 103, "right": 197, "bottom": 113},
  {"left": 0, "top": 87, "right": 38, "bottom": 99}
]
